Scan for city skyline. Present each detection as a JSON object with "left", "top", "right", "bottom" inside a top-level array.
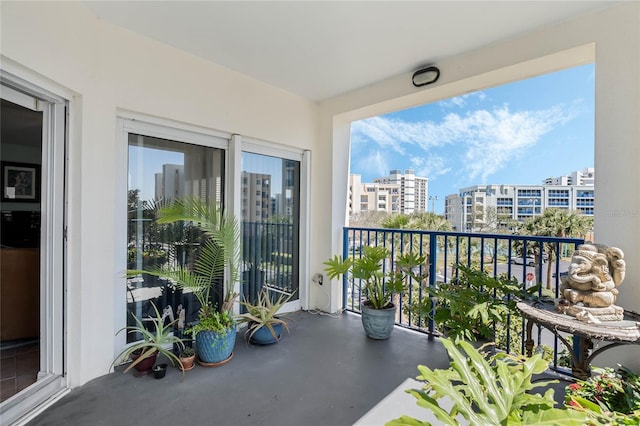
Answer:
[{"left": 350, "top": 63, "right": 595, "bottom": 214}]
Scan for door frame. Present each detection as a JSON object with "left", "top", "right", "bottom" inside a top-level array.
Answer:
[{"left": 0, "top": 69, "right": 68, "bottom": 425}]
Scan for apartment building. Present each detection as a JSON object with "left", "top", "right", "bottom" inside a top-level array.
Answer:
[
  {"left": 373, "top": 169, "right": 429, "bottom": 214},
  {"left": 543, "top": 167, "right": 595, "bottom": 186},
  {"left": 241, "top": 172, "right": 272, "bottom": 222},
  {"left": 154, "top": 164, "right": 184, "bottom": 201},
  {"left": 445, "top": 179, "right": 595, "bottom": 232},
  {"left": 348, "top": 174, "right": 400, "bottom": 215}
]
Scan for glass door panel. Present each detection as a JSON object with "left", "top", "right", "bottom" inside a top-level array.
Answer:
[
  {"left": 241, "top": 152, "right": 300, "bottom": 306},
  {"left": 127, "top": 134, "right": 224, "bottom": 343},
  {"left": 0, "top": 98, "right": 43, "bottom": 402}
]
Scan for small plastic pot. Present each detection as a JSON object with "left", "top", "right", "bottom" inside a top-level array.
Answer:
[{"left": 153, "top": 363, "right": 167, "bottom": 379}]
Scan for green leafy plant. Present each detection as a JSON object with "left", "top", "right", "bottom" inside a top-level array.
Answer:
[
  {"left": 187, "top": 310, "right": 235, "bottom": 335},
  {"left": 565, "top": 397, "right": 640, "bottom": 425},
  {"left": 324, "top": 245, "right": 426, "bottom": 309},
  {"left": 565, "top": 366, "right": 640, "bottom": 424},
  {"left": 410, "top": 264, "right": 538, "bottom": 342},
  {"left": 180, "top": 347, "right": 195, "bottom": 358},
  {"left": 387, "top": 338, "right": 587, "bottom": 426},
  {"left": 237, "top": 287, "right": 295, "bottom": 342},
  {"left": 110, "top": 302, "right": 185, "bottom": 374},
  {"left": 130, "top": 197, "right": 241, "bottom": 334}
]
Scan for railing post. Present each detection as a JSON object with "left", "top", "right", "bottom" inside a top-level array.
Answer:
[
  {"left": 428, "top": 232, "right": 437, "bottom": 335},
  {"left": 342, "top": 227, "right": 349, "bottom": 311}
]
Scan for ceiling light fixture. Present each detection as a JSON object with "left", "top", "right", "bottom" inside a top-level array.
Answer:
[{"left": 412, "top": 66, "right": 440, "bottom": 87}]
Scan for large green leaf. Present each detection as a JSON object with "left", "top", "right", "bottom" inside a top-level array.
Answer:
[{"left": 387, "top": 338, "right": 588, "bottom": 426}]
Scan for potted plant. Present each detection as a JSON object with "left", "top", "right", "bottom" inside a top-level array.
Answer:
[
  {"left": 237, "top": 287, "right": 295, "bottom": 345},
  {"left": 565, "top": 366, "right": 640, "bottom": 424},
  {"left": 324, "top": 245, "right": 426, "bottom": 339},
  {"left": 132, "top": 197, "right": 241, "bottom": 366},
  {"left": 178, "top": 347, "right": 196, "bottom": 371},
  {"left": 110, "top": 302, "right": 185, "bottom": 375},
  {"left": 409, "top": 264, "right": 537, "bottom": 343},
  {"left": 387, "top": 338, "right": 587, "bottom": 425},
  {"left": 152, "top": 363, "right": 168, "bottom": 379}
]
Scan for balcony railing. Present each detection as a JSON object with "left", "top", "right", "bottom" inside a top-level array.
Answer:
[
  {"left": 242, "top": 221, "right": 297, "bottom": 304},
  {"left": 342, "top": 226, "right": 584, "bottom": 373}
]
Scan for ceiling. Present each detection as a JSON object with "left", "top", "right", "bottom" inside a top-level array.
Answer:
[{"left": 83, "top": 1, "right": 617, "bottom": 102}]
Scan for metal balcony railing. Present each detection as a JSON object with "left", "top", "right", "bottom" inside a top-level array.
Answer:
[
  {"left": 242, "top": 221, "right": 298, "bottom": 304},
  {"left": 342, "top": 226, "right": 584, "bottom": 373}
]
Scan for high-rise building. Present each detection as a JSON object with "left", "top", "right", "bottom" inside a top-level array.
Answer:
[
  {"left": 373, "top": 169, "right": 429, "bottom": 214},
  {"left": 154, "top": 164, "right": 184, "bottom": 202},
  {"left": 241, "top": 172, "right": 271, "bottom": 222}
]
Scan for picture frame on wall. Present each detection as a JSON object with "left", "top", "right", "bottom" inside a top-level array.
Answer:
[{"left": 1, "top": 161, "right": 41, "bottom": 202}]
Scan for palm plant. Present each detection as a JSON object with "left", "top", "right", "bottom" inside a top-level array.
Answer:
[{"left": 131, "top": 197, "right": 241, "bottom": 330}]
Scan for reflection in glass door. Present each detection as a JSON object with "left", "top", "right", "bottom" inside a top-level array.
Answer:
[
  {"left": 127, "top": 134, "right": 224, "bottom": 343},
  {"left": 241, "top": 152, "right": 300, "bottom": 307},
  {"left": 0, "top": 98, "right": 42, "bottom": 403}
]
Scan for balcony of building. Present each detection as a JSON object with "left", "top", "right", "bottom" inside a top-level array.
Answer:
[
  {"left": 28, "top": 227, "right": 587, "bottom": 425},
  {"left": 27, "top": 309, "right": 572, "bottom": 426}
]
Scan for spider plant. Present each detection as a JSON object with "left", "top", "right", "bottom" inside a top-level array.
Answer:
[{"left": 110, "top": 302, "right": 185, "bottom": 374}]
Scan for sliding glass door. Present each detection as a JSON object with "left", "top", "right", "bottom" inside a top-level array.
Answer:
[
  {"left": 241, "top": 152, "right": 300, "bottom": 307},
  {"left": 0, "top": 76, "right": 66, "bottom": 425},
  {"left": 127, "top": 134, "right": 225, "bottom": 341}
]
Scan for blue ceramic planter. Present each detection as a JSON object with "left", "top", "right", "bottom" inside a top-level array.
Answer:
[
  {"left": 361, "top": 303, "right": 396, "bottom": 340},
  {"left": 249, "top": 323, "right": 283, "bottom": 345},
  {"left": 196, "top": 327, "right": 236, "bottom": 363}
]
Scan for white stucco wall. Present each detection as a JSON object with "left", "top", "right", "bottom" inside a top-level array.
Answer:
[
  {"left": 318, "top": 2, "right": 640, "bottom": 369},
  {"left": 1, "top": 2, "right": 317, "bottom": 386}
]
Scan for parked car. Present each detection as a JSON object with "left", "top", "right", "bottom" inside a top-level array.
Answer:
[{"left": 510, "top": 255, "right": 547, "bottom": 266}]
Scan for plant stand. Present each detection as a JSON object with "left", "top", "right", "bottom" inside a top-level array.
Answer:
[{"left": 517, "top": 300, "right": 640, "bottom": 379}]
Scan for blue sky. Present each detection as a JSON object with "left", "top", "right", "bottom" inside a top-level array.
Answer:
[{"left": 350, "top": 63, "right": 595, "bottom": 214}]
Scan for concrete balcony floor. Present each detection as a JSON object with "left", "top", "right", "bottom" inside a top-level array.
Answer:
[{"left": 27, "top": 311, "right": 568, "bottom": 426}]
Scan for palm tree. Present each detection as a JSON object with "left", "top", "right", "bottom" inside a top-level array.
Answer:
[
  {"left": 408, "top": 212, "right": 452, "bottom": 232},
  {"left": 381, "top": 213, "right": 411, "bottom": 230},
  {"left": 521, "top": 208, "right": 593, "bottom": 289}
]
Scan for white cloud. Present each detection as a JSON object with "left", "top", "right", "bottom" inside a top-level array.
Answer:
[
  {"left": 351, "top": 104, "right": 576, "bottom": 183},
  {"left": 354, "top": 149, "right": 388, "bottom": 178},
  {"left": 440, "top": 91, "right": 487, "bottom": 108},
  {"left": 410, "top": 155, "right": 451, "bottom": 180}
]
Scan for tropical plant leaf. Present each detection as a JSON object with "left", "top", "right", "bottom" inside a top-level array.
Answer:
[
  {"left": 519, "top": 408, "right": 587, "bottom": 425},
  {"left": 396, "top": 338, "right": 581, "bottom": 425}
]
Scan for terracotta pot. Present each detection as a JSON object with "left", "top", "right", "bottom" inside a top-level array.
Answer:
[{"left": 179, "top": 354, "right": 196, "bottom": 371}]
